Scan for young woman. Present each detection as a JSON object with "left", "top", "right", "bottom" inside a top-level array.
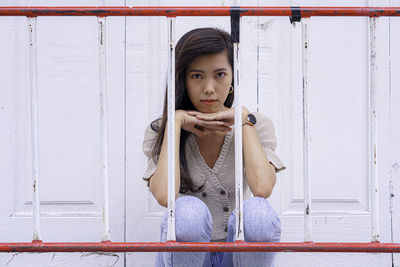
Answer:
[{"left": 142, "top": 27, "right": 285, "bottom": 267}]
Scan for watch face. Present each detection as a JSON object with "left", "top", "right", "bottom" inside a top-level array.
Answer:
[{"left": 248, "top": 114, "right": 257, "bottom": 125}]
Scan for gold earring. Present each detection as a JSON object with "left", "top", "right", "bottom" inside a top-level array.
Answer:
[{"left": 229, "top": 85, "right": 234, "bottom": 94}]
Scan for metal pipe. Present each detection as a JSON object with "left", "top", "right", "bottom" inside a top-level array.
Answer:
[
  {"left": 28, "top": 16, "right": 41, "bottom": 242},
  {"left": 232, "top": 1, "right": 244, "bottom": 242},
  {"left": 233, "top": 41, "right": 244, "bottom": 242},
  {"left": 369, "top": 17, "right": 380, "bottom": 242},
  {"left": 301, "top": 17, "right": 312, "bottom": 242},
  {"left": 97, "top": 16, "right": 111, "bottom": 241},
  {"left": 166, "top": 17, "right": 176, "bottom": 242},
  {"left": 1, "top": 7, "right": 400, "bottom": 17},
  {"left": 1, "top": 241, "right": 400, "bottom": 253}
]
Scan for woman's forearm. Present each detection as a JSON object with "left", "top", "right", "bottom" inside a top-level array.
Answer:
[
  {"left": 149, "top": 114, "right": 182, "bottom": 207},
  {"left": 242, "top": 109, "right": 276, "bottom": 198}
]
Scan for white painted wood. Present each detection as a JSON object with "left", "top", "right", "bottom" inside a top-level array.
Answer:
[
  {"left": 125, "top": 11, "right": 167, "bottom": 266},
  {"left": 0, "top": 1, "right": 125, "bottom": 266},
  {"left": 261, "top": 0, "right": 394, "bottom": 266},
  {"left": 372, "top": 11, "right": 394, "bottom": 259},
  {"left": 389, "top": 3, "right": 400, "bottom": 266}
]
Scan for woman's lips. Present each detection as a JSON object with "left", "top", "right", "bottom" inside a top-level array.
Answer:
[{"left": 201, "top": 100, "right": 216, "bottom": 106}]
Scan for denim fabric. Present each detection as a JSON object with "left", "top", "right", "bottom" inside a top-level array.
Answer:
[{"left": 155, "top": 196, "right": 281, "bottom": 267}]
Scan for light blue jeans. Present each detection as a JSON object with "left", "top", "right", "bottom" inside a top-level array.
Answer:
[{"left": 155, "top": 196, "right": 281, "bottom": 267}]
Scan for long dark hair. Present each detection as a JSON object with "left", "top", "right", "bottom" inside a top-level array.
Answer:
[{"left": 145, "top": 27, "right": 234, "bottom": 193}]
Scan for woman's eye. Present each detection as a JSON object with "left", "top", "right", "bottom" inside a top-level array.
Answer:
[
  {"left": 191, "top": 74, "right": 202, "bottom": 79},
  {"left": 216, "top": 72, "right": 226, "bottom": 78}
]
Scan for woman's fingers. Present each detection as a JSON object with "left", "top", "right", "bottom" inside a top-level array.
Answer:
[
  {"left": 193, "top": 112, "right": 214, "bottom": 119},
  {"left": 187, "top": 111, "right": 203, "bottom": 117},
  {"left": 195, "top": 110, "right": 234, "bottom": 124},
  {"left": 191, "top": 127, "right": 206, "bottom": 138},
  {"left": 183, "top": 110, "right": 234, "bottom": 134},
  {"left": 195, "top": 119, "right": 229, "bottom": 128},
  {"left": 197, "top": 112, "right": 226, "bottom": 120}
]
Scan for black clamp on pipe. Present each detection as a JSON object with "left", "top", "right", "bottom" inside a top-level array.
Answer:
[
  {"left": 290, "top": 7, "right": 302, "bottom": 24},
  {"left": 230, "top": 6, "right": 240, "bottom": 43}
]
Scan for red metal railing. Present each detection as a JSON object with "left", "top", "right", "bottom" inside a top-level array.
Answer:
[
  {"left": 1, "top": 6, "right": 400, "bottom": 254},
  {"left": 0, "top": 6, "right": 399, "bottom": 17},
  {"left": 1, "top": 241, "right": 400, "bottom": 253}
]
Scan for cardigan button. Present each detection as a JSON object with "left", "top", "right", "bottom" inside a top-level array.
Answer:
[
  {"left": 201, "top": 192, "right": 207, "bottom": 198},
  {"left": 223, "top": 207, "right": 229, "bottom": 212},
  {"left": 220, "top": 190, "right": 226, "bottom": 195}
]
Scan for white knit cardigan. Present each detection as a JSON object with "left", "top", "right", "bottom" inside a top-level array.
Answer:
[{"left": 142, "top": 112, "right": 285, "bottom": 241}]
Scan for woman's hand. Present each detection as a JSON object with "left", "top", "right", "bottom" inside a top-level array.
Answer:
[
  {"left": 176, "top": 110, "right": 231, "bottom": 138},
  {"left": 187, "top": 107, "right": 250, "bottom": 127}
]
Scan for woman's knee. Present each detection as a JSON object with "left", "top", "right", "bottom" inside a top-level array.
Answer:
[
  {"left": 243, "top": 197, "right": 281, "bottom": 242},
  {"left": 174, "top": 196, "right": 212, "bottom": 242}
]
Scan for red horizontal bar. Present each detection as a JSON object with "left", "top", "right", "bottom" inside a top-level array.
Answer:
[
  {"left": 1, "top": 241, "right": 400, "bottom": 253},
  {"left": 0, "top": 7, "right": 399, "bottom": 17}
]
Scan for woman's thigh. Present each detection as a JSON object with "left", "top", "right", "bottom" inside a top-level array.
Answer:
[
  {"left": 155, "top": 196, "right": 213, "bottom": 267},
  {"left": 220, "top": 197, "right": 281, "bottom": 267}
]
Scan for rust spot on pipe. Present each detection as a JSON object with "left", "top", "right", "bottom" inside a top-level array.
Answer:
[{"left": 32, "top": 240, "right": 43, "bottom": 245}]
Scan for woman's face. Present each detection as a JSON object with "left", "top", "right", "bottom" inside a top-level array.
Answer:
[{"left": 185, "top": 50, "right": 233, "bottom": 113}]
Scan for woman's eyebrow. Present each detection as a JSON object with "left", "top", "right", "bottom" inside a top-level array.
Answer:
[
  {"left": 213, "top": 68, "right": 228, "bottom": 72},
  {"left": 188, "top": 68, "right": 228, "bottom": 73}
]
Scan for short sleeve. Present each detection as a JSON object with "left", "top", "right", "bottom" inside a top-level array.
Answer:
[
  {"left": 142, "top": 122, "right": 159, "bottom": 180},
  {"left": 254, "top": 112, "right": 286, "bottom": 172}
]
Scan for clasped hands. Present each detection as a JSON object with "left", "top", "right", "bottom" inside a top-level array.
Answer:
[{"left": 176, "top": 107, "right": 250, "bottom": 138}]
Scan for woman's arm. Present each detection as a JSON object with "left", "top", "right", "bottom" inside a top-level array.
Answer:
[
  {"left": 190, "top": 107, "right": 277, "bottom": 198},
  {"left": 241, "top": 108, "right": 276, "bottom": 198},
  {"left": 149, "top": 111, "right": 231, "bottom": 207},
  {"left": 149, "top": 114, "right": 182, "bottom": 207}
]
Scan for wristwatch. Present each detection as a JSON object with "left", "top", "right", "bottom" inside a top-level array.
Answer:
[{"left": 242, "top": 113, "right": 257, "bottom": 127}]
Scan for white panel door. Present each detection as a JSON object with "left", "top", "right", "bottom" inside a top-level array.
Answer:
[
  {"left": 0, "top": 0, "right": 126, "bottom": 266},
  {"left": 265, "top": 0, "right": 394, "bottom": 266}
]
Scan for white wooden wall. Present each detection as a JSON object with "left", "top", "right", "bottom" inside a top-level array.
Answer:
[{"left": 0, "top": 0, "right": 399, "bottom": 266}]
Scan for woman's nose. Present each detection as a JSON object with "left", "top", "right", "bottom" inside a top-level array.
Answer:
[{"left": 203, "top": 79, "right": 215, "bottom": 94}]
